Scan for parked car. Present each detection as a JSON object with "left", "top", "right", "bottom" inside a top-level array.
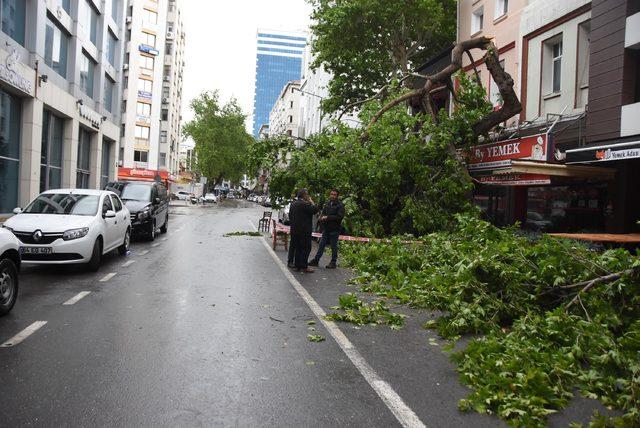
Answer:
[
  {"left": 203, "top": 193, "right": 217, "bottom": 204},
  {"left": 3, "top": 189, "right": 131, "bottom": 271},
  {"left": 227, "top": 193, "right": 236, "bottom": 199},
  {"left": 106, "top": 181, "right": 169, "bottom": 241},
  {"left": 175, "top": 191, "right": 190, "bottom": 201},
  {"left": 0, "top": 227, "right": 20, "bottom": 315},
  {"left": 260, "top": 196, "right": 272, "bottom": 207},
  {"left": 278, "top": 200, "right": 292, "bottom": 225}
]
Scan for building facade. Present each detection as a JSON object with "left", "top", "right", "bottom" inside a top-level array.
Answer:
[
  {"left": 269, "top": 80, "right": 300, "bottom": 140},
  {"left": 159, "top": 0, "right": 185, "bottom": 176},
  {"left": 252, "top": 29, "right": 307, "bottom": 137},
  {"left": 0, "top": 0, "right": 125, "bottom": 216},
  {"left": 119, "top": 0, "right": 184, "bottom": 179}
]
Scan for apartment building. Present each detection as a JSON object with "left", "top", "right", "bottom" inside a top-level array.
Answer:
[
  {"left": 269, "top": 81, "right": 300, "bottom": 141},
  {"left": 0, "top": 0, "right": 125, "bottom": 216},
  {"left": 159, "top": 0, "right": 185, "bottom": 176},
  {"left": 119, "top": 0, "right": 184, "bottom": 182}
]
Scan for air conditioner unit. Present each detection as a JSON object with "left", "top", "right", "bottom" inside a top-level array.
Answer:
[
  {"left": 123, "top": 64, "right": 129, "bottom": 70},
  {"left": 163, "top": 75, "right": 170, "bottom": 81},
  {"left": 162, "top": 97, "right": 169, "bottom": 104},
  {"left": 166, "top": 31, "right": 174, "bottom": 39},
  {"left": 126, "top": 16, "right": 132, "bottom": 24}
]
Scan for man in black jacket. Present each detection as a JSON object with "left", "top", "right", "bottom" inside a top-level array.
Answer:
[
  {"left": 309, "top": 189, "right": 344, "bottom": 269},
  {"left": 288, "top": 188, "right": 319, "bottom": 273}
]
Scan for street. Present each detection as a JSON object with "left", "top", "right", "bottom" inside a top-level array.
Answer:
[{"left": 0, "top": 201, "right": 609, "bottom": 427}]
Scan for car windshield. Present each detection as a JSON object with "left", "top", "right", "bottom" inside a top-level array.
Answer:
[
  {"left": 23, "top": 193, "right": 100, "bottom": 216},
  {"left": 120, "top": 184, "right": 152, "bottom": 202}
]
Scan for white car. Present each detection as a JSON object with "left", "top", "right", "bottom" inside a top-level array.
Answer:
[
  {"left": 3, "top": 189, "right": 131, "bottom": 271},
  {"left": 203, "top": 193, "right": 217, "bottom": 203},
  {"left": 174, "top": 191, "right": 190, "bottom": 201},
  {"left": 0, "top": 228, "right": 20, "bottom": 315}
]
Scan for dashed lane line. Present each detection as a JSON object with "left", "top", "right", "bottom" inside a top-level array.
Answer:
[
  {"left": 0, "top": 321, "right": 48, "bottom": 348},
  {"left": 99, "top": 272, "right": 117, "bottom": 282},
  {"left": 138, "top": 250, "right": 150, "bottom": 256},
  {"left": 248, "top": 220, "right": 426, "bottom": 428},
  {"left": 122, "top": 260, "right": 136, "bottom": 268},
  {"left": 151, "top": 243, "right": 160, "bottom": 247},
  {"left": 63, "top": 291, "right": 91, "bottom": 305}
]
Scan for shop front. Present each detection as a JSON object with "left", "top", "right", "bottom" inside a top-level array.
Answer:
[{"left": 117, "top": 167, "right": 172, "bottom": 189}]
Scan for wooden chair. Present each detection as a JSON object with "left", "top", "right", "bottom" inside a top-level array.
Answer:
[
  {"left": 272, "top": 219, "right": 289, "bottom": 250},
  {"left": 258, "top": 211, "right": 272, "bottom": 232}
]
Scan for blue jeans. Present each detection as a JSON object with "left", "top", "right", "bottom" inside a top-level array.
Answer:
[{"left": 313, "top": 230, "right": 339, "bottom": 263}]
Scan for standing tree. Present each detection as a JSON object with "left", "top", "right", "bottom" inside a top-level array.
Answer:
[
  {"left": 309, "top": 0, "right": 456, "bottom": 114},
  {"left": 183, "top": 91, "right": 252, "bottom": 185}
]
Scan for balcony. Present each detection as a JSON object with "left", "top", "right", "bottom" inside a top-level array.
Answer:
[
  {"left": 626, "top": 12, "right": 640, "bottom": 49},
  {"left": 621, "top": 102, "right": 640, "bottom": 136}
]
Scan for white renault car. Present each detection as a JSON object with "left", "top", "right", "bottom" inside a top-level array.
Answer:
[
  {"left": 2, "top": 189, "right": 131, "bottom": 271},
  {"left": 0, "top": 227, "right": 20, "bottom": 315}
]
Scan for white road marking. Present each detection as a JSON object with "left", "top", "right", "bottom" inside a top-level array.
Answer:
[
  {"left": 99, "top": 272, "right": 117, "bottom": 282},
  {"left": 122, "top": 260, "right": 136, "bottom": 268},
  {"left": 161, "top": 238, "right": 167, "bottom": 242},
  {"left": 248, "top": 221, "right": 426, "bottom": 428},
  {"left": 63, "top": 291, "right": 91, "bottom": 305},
  {"left": 138, "top": 250, "right": 150, "bottom": 256},
  {"left": 151, "top": 243, "right": 160, "bottom": 247},
  {"left": 0, "top": 321, "right": 48, "bottom": 348}
]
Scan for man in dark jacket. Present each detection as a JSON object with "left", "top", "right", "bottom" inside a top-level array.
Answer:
[
  {"left": 288, "top": 188, "right": 319, "bottom": 273},
  {"left": 308, "top": 189, "right": 344, "bottom": 269}
]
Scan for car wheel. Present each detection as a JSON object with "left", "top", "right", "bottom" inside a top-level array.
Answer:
[
  {"left": 0, "top": 258, "right": 18, "bottom": 316},
  {"left": 148, "top": 220, "right": 156, "bottom": 241},
  {"left": 87, "top": 238, "right": 102, "bottom": 272},
  {"left": 160, "top": 214, "right": 168, "bottom": 234},
  {"left": 118, "top": 228, "right": 130, "bottom": 255}
]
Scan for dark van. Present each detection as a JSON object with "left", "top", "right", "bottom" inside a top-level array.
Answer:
[{"left": 105, "top": 181, "right": 169, "bottom": 240}]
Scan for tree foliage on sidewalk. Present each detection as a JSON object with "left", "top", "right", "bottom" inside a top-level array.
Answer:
[
  {"left": 183, "top": 91, "right": 251, "bottom": 184},
  {"left": 309, "top": 0, "right": 456, "bottom": 114}
]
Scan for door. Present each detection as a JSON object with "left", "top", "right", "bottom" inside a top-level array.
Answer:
[
  {"left": 156, "top": 185, "right": 168, "bottom": 228},
  {"left": 101, "top": 195, "right": 118, "bottom": 251},
  {"left": 110, "top": 194, "right": 127, "bottom": 246}
]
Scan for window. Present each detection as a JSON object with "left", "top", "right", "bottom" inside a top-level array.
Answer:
[
  {"left": 102, "top": 193, "right": 113, "bottom": 212},
  {"left": 138, "top": 78, "right": 152, "bottom": 93},
  {"left": 161, "top": 108, "right": 168, "bottom": 120},
  {"left": 140, "top": 55, "right": 154, "bottom": 70},
  {"left": 290, "top": 101, "right": 294, "bottom": 108},
  {"left": 76, "top": 128, "right": 92, "bottom": 189},
  {"left": 134, "top": 150, "right": 148, "bottom": 162},
  {"left": 165, "top": 43, "right": 172, "bottom": 55},
  {"left": 136, "top": 102, "right": 151, "bottom": 116},
  {"left": 45, "top": 16, "right": 69, "bottom": 78},
  {"left": 101, "top": 139, "right": 111, "bottom": 189},
  {"left": 552, "top": 41, "right": 562, "bottom": 93},
  {"left": 40, "top": 110, "right": 64, "bottom": 192},
  {"left": 111, "top": 195, "right": 123, "bottom": 212},
  {"left": 1, "top": 0, "right": 26, "bottom": 45},
  {"left": 81, "top": 0, "right": 98, "bottom": 45},
  {"left": 62, "top": 0, "right": 71, "bottom": 13},
  {"left": 104, "top": 76, "right": 115, "bottom": 113},
  {"left": 135, "top": 125, "right": 150, "bottom": 139},
  {"left": 142, "top": 32, "right": 156, "bottom": 47},
  {"left": 80, "top": 52, "right": 95, "bottom": 97},
  {"left": 159, "top": 152, "right": 166, "bottom": 167},
  {"left": 0, "top": 90, "right": 21, "bottom": 212},
  {"left": 107, "top": 30, "right": 117, "bottom": 66},
  {"left": 288, "top": 115, "right": 293, "bottom": 123},
  {"left": 494, "top": 0, "right": 508, "bottom": 19},
  {"left": 143, "top": 8, "right": 157, "bottom": 24},
  {"left": 111, "top": 0, "right": 118, "bottom": 21},
  {"left": 471, "top": 7, "right": 484, "bottom": 34},
  {"left": 160, "top": 130, "right": 167, "bottom": 142},
  {"left": 162, "top": 87, "right": 170, "bottom": 98}
]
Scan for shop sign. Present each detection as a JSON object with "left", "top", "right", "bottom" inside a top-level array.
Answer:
[
  {"left": 138, "top": 44, "right": 160, "bottom": 56},
  {"left": 118, "top": 167, "right": 170, "bottom": 181},
  {"left": 467, "top": 133, "right": 549, "bottom": 171},
  {"left": 137, "top": 115, "right": 151, "bottom": 125},
  {"left": 138, "top": 90, "right": 152, "bottom": 100},
  {"left": 566, "top": 140, "right": 640, "bottom": 164},
  {"left": 0, "top": 49, "right": 33, "bottom": 95},
  {"left": 478, "top": 173, "right": 551, "bottom": 186},
  {"left": 78, "top": 104, "right": 102, "bottom": 129}
]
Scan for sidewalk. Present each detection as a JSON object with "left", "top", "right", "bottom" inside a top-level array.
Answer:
[{"left": 271, "top": 240, "right": 614, "bottom": 427}]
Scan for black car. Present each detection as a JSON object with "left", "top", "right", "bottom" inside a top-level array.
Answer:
[{"left": 105, "top": 181, "right": 169, "bottom": 240}]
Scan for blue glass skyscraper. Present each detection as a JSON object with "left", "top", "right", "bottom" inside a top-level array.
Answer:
[{"left": 252, "top": 30, "right": 307, "bottom": 137}]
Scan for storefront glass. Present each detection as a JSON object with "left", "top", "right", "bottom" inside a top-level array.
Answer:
[
  {"left": 525, "top": 184, "right": 608, "bottom": 233},
  {"left": 0, "top": 90, "right": 21, "bottom": 212},
  {"left": 473, "top": 185, "right": 509, "bottom": 226},
  {"left": 40, "top": 110, "right": 64, "bottom": 192},
  {"left": 76, "top": 128, "right": 91, "bottom": 188},
  {"left": 1, "top": 0, "right": 26, "bottom": 46}
]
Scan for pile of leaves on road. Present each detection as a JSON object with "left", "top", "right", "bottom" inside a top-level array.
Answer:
[
  {"left": 223, "top": 231, "right": 263, "bottom": 237},
  {"left": 328, "top": 214, "right": 639, "bottom": 427}
]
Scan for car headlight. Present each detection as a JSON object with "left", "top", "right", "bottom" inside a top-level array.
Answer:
[
  {"left": 2, "top": 225, "right": 13, "bottom": 232},
  {"left": 138, "top": 209, "right": 151, "bottom": 220},
  {"left": 63, "top": 227, "right": 89, "bottom": 241}
]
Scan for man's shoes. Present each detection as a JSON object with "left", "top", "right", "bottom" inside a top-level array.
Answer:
[
  {"left": 287, "top": 261, "right": 295, "bottom": 268},
  {"left": 302, "top": 267, "right": 315, "bottom": 273},
  {"left": 308, "top": 259, "right": 319, "bottom": 267},
  {"left": 325, "top": 262, "right": 337, "bottom": 269}
]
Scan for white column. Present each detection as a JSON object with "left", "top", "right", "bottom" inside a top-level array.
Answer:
[
  {"left": 19, "top": 97, "right": 44, "bottom": 207},
  {"left": 62, "top": 119, "right": 79, "bottom": 188}
]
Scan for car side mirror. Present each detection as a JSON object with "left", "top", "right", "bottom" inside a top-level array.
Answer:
[
  {"left": 154, "top": 197, "right": 161, "bottom": 205},
  {"left": 12, "top": 207, "right": 22, "bottom": 214},
  {"left": 104, "top": 210, "right": 116, "bottom": 219}
]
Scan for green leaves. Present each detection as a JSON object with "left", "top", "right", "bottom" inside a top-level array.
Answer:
[
  {"left": 326, "top": 292, "right": 406, "bottom": 329},
  {"left": 307, "top": 334, "right": 326, "bottom": 343}
]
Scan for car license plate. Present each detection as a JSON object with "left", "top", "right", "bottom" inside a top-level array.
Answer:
[{"left": 21, "top": 247, "right": 53, "bottom": 255}]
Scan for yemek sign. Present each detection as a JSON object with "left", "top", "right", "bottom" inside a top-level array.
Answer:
[{"left": 467, "top": 133, "right": 549, "bottom": 171}]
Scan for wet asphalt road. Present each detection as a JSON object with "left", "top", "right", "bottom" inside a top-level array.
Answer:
[{"left": 0, "top": 200, "right": 606, "bottom": 427}]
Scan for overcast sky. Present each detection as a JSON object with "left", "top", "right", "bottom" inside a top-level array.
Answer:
[{"left": 180, "top": 0, "right": 313, "bottom": 144}]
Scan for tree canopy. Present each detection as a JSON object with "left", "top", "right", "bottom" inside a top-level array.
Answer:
[
  {"left": 183, "top": 91, "right": 251, "bottom": 184},
  {"left": 309, "top": 0, "right": 456, "bottom": 114}
]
